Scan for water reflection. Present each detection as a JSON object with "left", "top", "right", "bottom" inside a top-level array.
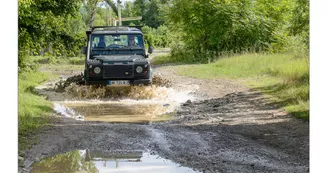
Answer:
[
  {"left": 31, "top": 150, "right": 98, "bottom": 173},
  {"left": 31, "top": 150, "right": 200, "bottom": 173}
]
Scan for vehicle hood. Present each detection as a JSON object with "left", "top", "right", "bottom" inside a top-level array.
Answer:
[{"left": 93, "top": 55, "right": 147, "bottom": 63}]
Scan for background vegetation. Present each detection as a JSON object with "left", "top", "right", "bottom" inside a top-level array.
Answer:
[
  {"left": 18, "top": 0, "right": 309, "bottom": 70},
  {"left": 162, "top": 0, "right": 309, "bottom": 63}
]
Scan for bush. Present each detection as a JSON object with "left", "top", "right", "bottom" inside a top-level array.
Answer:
[
  {"left": 68, "top": 57, "right": 84, "bottom": 65},
  {"left": 142, "top": 25, "right": 172, "bottom": 48},
  {"left": 284, "top": 35, "right": 309, "bottom": 59},
  {"left": 164, "top": 0, "right": 308, "bottom": 63}
]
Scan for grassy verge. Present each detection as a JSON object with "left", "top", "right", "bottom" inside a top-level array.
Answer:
[
  {"left": 177, "top": 53, "right": 309, "bottom": 120},
  {"left": 18, "top": 70, "right": 55, "bottom": 150},
  {"left": 19, "top": 56, "right": 84, "bottom": 152},
  {"left": 152, "top": 54, "right": 176, "bottom": 65},
  {"left": 32, "top": 56, "right": 84, "bottom": 65},
  {"left": 30, "top": 56, "right": 84, "bottom": 76},
  {"left": 151, "top": 53, "right": 190, "bottom": 66}
]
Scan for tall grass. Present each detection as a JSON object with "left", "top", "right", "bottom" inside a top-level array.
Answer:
[
  {"left": 151, "top": 54, "right": 183, "bottom": 65},
  {"left": 31, "top": 56, "right": 84, "bottom": 65},
  {"left": 178, "top": 53, "right": 309, "bottom": 119},
  {"left": 19, "top": 71, "right": 54, "bottom": 149}
]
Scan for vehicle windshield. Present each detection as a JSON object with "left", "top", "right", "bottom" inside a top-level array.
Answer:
[{"left": 91, "top": 34, "right": 144, "bottom": 50}]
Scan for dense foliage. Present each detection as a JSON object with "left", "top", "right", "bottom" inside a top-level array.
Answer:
[
  {"left": 18, "top": 0, "right": 310, "bottom": 69},
  {"left": 18, "top": 0, "right": 85, "bottom": 71},
  {"left": 289, "top": 0, "right": 309, "bottom": 47},
  {"left": 142, "top": 25, "right": 172, "bottom": 48},
  {"left": 163, "top": 0, "right": 308, "bottom": 63}
]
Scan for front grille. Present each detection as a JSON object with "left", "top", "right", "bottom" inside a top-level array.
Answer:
[{"left": 103, "top": 65, "right": 134, "bottom": 78}]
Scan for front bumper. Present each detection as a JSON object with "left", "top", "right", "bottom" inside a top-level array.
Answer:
[{"left": 85, "top": 79, "right": 152, "bottom": 85}]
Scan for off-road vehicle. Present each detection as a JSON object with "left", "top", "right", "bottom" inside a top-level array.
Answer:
[{"left": 82, "top": 26, "right": 153, "bottom": 85}]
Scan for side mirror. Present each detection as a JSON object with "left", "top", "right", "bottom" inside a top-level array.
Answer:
[
  {"left": 82, "top": 46, "right": 87, "bottom": 54},
  {"left": 148, "top": 46, "right": 154, "bottom": 54}
]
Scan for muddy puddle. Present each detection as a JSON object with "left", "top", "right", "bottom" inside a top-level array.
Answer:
[
  {"left": 35, "top": 75, "right": 196, "bottom": 123},
  {"left": 54, "top": 101, "right": 175, "bottom": 123},
  {"left": 31, "top": 150, "right": 200, "bottom": 173},
  {"left": 51, "top": 85, "right": 195, "bottom": 123}
]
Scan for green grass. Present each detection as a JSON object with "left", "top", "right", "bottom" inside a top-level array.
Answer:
[
  {"left": 30, "top": 56, "right": 84, "bottom": 76},
  {"left": 177, "top": 53, "right": 309, "bottom": 120},
  {"left": 31, "top": 56, "right": 84, "bottom": 65},
  {"left": 151, "top": 54, "right": 180, "bottom": 65},
  {"left": 67, "top": 56, "right": 84, "bottom": 65},
  {"left": 45, "top": 64, "right": 84, "bottom": 72},
  {"left": 18, "top": 71, "right": 55, "bottom": 150},
  {"left": 19, "top": 56, "right": 84, "bottom": 152},
  {"left": 151, "top": 52, "right": 196, "bottom": 65}
]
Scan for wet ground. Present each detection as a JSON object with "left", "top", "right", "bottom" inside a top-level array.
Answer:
[{"left": 19, "top": 55, "right": 309, "bottom": 173}]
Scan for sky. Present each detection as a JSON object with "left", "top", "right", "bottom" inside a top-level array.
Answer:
[{"left": 98, "top": 0, "right": 135, "bottom": 8}]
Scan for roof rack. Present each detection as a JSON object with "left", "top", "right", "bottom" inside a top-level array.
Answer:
[{"left": 90, "top": 26, "right": 144, "bottom": 32}]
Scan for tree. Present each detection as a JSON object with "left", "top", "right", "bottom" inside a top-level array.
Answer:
[
  {"left": 18, "top": 0, "right": 83, "bottom": 70},
  {"left": 164, "top": 0, "right": 297, "bottom": 62},
  {"left": 289, "top": 0, "right": 309, "bottom": 46},
  {"left": 122, "top": 1, "right": 135, "bottom": 17},
  {"left": 133, "top": 0, "right": 146, "bottom": 16},
  {"left": 81, "top": 0, "right": 99, "bottom": 28},
  {"left": 142, "top": 0, "right": 164, "bottom": 28},
  {"left": 104, "top": 0, "right": 118, "bottom": 16}
]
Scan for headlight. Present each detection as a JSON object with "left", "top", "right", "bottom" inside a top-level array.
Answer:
[
  {"left": 94, "top": 67, "right": 101, "bottom": 74},
  {"left": 136, "top": 66, "right": 143, "bottom": 73}
]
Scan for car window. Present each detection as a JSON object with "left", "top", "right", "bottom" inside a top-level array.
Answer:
[{"left": 91, "top": 34, "right": 143, "bottom": 49}]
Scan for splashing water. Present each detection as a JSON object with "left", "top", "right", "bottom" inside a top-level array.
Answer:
[
  {"left": 53, "top": 82, "right": 195, "bottom": 123},
  {"left": 53, "top": 103, "right": 85, "bottom": 121}
]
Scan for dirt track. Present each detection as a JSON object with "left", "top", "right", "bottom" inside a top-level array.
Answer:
[{"left": 19, "top": 59, "right": 309, "bottom": 173}]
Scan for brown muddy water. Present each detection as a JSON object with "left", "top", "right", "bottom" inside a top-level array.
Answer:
[
  {"left": 54, "top": 101, "right": 174, "bottom": 123},
  {"left": 31, "top": 150, "right": 201, "bottom": 173},
  {"left": 53, "top": 86, "right": 195, "bottom": 123},
  {"left": 36, "top": 75, "right": 196, "bottom": 123}
]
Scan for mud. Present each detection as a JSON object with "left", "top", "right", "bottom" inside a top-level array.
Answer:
[{"left": 19, "top": 60, "right": 309, "bottom": 173}]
